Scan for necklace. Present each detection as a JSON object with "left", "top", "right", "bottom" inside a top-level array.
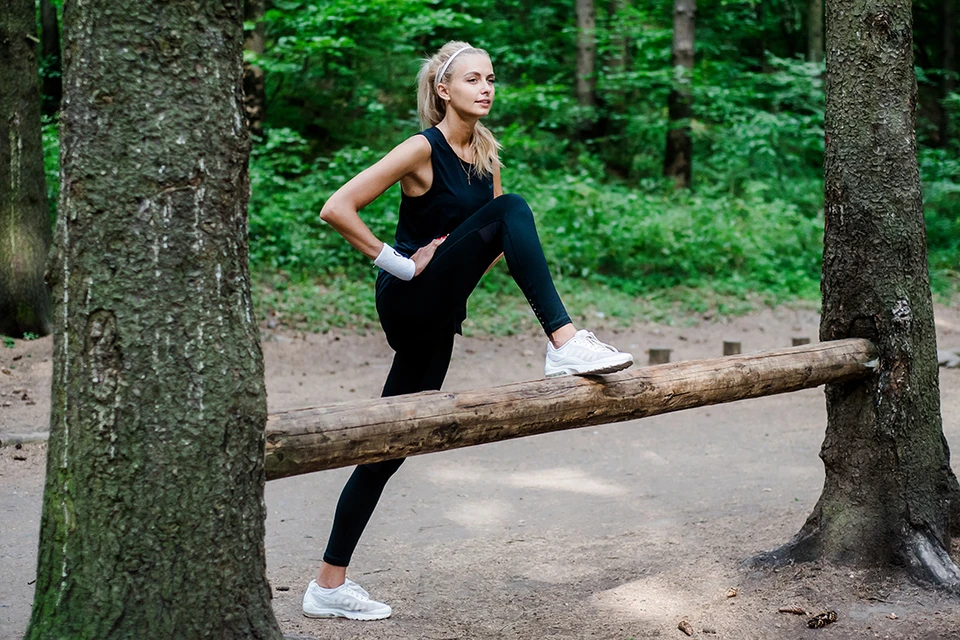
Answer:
[{"left": 456, "top": 153, "right": 473, "bottom": 185}]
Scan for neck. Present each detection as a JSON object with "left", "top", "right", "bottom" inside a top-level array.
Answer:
[{"left": 437, "top": 110, "right": 477, "bottom": 149}]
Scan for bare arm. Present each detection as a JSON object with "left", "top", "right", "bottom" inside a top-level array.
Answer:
[{"left": 319, "top": 135, "right": 432, "bottom": 260}]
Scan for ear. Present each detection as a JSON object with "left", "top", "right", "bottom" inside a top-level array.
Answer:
[{"left": 436, "top": 83, "right": 452, "bottom": 102}]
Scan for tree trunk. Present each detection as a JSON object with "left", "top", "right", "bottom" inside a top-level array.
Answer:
[
  {"left": 608, "top": 0, "right": 630, "bottom": 74},
  {"left": 807, "top": 0, "right": 824, "bottom": 63},
  {"left": 0, "top": 0, "right": 53, "bottom": 338},
  {"left": 942, "top": 0, "right": 957, "bottom": 145},
  {"left": 39, "top": 0, "right": 62, "bottom": 115},
  {"left": 243, "top": 0, "right": 266, "bottom": 137},
  {"left": 761, "top": 0, "right": 960, "bottom": 586},
  {"left": 664, "top": 0, "right": 695, "bottom": 188},
  {"left": 575, "top": 0, "right": 597, "bottom": 110},
  {"left": 25, "top": 1, "right": 283, "bottom": 637}
]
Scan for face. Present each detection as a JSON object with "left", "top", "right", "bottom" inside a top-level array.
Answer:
[{"left": 438, "top": 53, "right": 496, "bottom": 119}]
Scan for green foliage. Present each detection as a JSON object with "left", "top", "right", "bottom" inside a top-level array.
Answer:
[
  {"left": 41, "top": 117, "right": 59, "bottom": 221},
  {"left": 3, "top": 337, "right": 14, "bottom": 349}
]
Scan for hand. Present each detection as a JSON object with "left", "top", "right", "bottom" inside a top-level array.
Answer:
[{"left": 410, "top": 236, "right": 447, "bottom": 276}]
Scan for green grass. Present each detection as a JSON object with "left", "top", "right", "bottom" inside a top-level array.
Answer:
[{"left": 251, "top": 266, "right": 823, "bottom": 336}]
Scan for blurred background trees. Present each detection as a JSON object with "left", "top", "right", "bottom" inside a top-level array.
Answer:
[{"left": 29, "top": 0, "right": 960, "bottom": 333}]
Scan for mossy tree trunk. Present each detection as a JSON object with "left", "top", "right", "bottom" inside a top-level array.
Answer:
[
  {"left": 807, "top": 0, "right": 824, "bottom": 63},
  {"left": 0, "top": 0, "right": 53, "bottom": 338},
  {"left": 25, "top": 0, "right": 284, "bottom": 637},
  {"left": 664, "top": 0, "right": 695, "bottom": 188},
  {"left": 764, "top": 0, "right": 960, "bottom": 586}
]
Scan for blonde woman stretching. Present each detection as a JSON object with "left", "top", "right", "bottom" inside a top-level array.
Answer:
[{"left": 302, "top": 41, "right": 634, "bottom": 620}]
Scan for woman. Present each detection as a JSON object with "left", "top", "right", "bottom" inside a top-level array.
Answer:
[{"left": 301, "top": 41, "right": 633, "bottom": 621}]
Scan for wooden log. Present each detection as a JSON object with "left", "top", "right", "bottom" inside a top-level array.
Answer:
[
  {"left": 265, "top": 339, "right": 878, "bottom": 480},
  {"left": 648, "top": 348, "right": 672, "bottom": 364},
  {"left": 723, "top": 341, "right": 742, "bottom": 356}
]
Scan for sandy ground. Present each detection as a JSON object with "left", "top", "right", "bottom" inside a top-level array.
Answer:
[{"left": 3, "top": 304, "right": 960, "bottom": 639}]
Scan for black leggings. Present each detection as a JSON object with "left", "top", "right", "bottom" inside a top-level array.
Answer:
[{"left": 322, "top": 194, "right": 571, "bottom": 567}]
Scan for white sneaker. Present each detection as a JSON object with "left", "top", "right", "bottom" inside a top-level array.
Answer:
[
  {"left": 302, "top": 579, "right": 392, "bottom": 620},
  {"left": 544, "top": 330, "right": 634, "bottom": 378}
]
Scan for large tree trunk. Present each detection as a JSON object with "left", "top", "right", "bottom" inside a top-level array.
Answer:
[
  {"left": 39, "top": 0, "right": 62, "bottom": 115},
  {"left": 575, "top": 0, "right": 597, "bottom": 110},
  {"left": 663, "top": 0, "right": 695, "bottom": 188},
  {"left": 0, "top": 0, "right": 53, "bottom": 338},
  {"left": 243, "top": 0, "right": 267, "bottom": 137},
  {"left": 807, "top": 0, "right": 824, "bottom": 63},
  {"left": 762, "top": 0, "right": 960, "bottom": 586},
  {"left": 942, "top": 0, "right": 957, "bottom": 145},
  {"left": 25, "top": 1, "right": 284, "bottom": 637}
]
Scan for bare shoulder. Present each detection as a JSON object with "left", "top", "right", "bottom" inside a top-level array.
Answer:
[{"left": 395, "top": 133, "right": 432, "bottom": 160}]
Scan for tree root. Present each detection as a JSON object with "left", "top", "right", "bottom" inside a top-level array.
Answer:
[{"left": 903, "top": 527, "right": 960, "bottom": 588}]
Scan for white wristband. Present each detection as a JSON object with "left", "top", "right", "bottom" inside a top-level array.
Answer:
[{"left": 374, "top": 244, "right": 417, "bottom": 281}]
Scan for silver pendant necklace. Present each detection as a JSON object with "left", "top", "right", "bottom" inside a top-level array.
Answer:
[{"left": 456, "top": 153, "right": 472, "bottom": 185}]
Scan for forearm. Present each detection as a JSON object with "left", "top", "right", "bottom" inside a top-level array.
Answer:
[{"left": 319, "top": 204, "right": 385, "bottom": 259}]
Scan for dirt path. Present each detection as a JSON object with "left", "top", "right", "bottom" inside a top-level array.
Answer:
[{"left": 3, "top": 305, "right": 960, "bottom": 639}]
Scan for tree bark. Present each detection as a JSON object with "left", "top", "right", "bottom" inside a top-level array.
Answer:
[
  {"left": 243, "top": 0, "right": 266, "bottom": 137},
  {"left": 664, "top": 0, "right": 695, "bottom": 188},
  {"left": 807, "top": 0, "right": 824, "bottom": 63},
  {"left": 575, "top": 0, "right": 597, "bottom": 110},
  {"left": 761, "top": 0, "right": 960, "bottom": 587},
  {"left": 265, "top": 340, "right": 877, "bottom": 480},
  {"left": 25, "top": 1, "right": 283, "bottom": 637},
  {"left": 39, "top": 0, "right": 62, "bottom": 115},
  {"left": 942, "top": 0, "right": 957, "bottom": 145},
  {"left": 608, "top": 0, "right": 630, "bottom": 74},
  {"left": 0, "top": 0, "right": 53, "bottom": 338}
]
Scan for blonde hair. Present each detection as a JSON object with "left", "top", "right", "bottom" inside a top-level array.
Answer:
[{"left": 417, "top": 41, "right": 502, "bottom": 179}]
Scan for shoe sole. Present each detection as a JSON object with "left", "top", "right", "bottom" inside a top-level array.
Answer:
[
  {"left": 303, "top": 608, "right": 391, "bottom": 621},
  {"left": 545, "top": 357, "right": 634, "bottom": 378}
]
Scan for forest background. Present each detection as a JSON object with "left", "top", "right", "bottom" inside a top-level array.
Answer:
[{"left": 34, "top": 0, "right": 960, "bottom": 335}]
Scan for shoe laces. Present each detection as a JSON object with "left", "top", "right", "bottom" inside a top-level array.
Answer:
[
  {"left": 575, "top": 330, "right": 617, "bottom": 352},
  {"left": 340, "top": 582, "right": 372, "bottom": 602}
]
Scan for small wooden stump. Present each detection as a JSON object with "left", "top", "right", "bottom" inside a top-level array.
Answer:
[
  {"left": 792, "top": 337, "right": 811, "bottom": 346},
  {"left": 648, "top": 348, "right": 672, "bottom": 365},
  {"left": 723, "top": 341, "right": 742, "bottom": 356}
]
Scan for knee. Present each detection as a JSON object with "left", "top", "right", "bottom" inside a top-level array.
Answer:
[{"left": 495, "top": 193, "right": 533, "bottom": 222}]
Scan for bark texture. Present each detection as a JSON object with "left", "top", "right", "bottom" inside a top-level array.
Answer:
[
  {"left": 808, "top": 0, "right": 824, "bottom": 63},
  {"left": 575, "top": 0, "right": 597, "bottom": 110},
  {"left": 664, "top": 0, "right": 695, "bottom": 188},
  {"left": 26, "top": 1, "right": 283, "bottom": 637},
  {"left": 39, "top": 0, "right": 62, "bottom": 114},
  {"left": 0, "top": 0, "right": 53, "bottom": 338},
  {"left": 243, "top": 0, "right": 266, "bottom": 137},
  {"left": 265, "top": 340, "right": 877, "bottom": 480},
  {"left": 764, "top": 0, "right": 960, "bottom": 587}
]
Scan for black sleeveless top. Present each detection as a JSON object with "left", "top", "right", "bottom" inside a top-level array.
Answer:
[
  {"left": 393, "top": 126, "right": 494, "bottom": 257},
  {"left": 375, "top": 127, "right": 495, "bottom": 316}
]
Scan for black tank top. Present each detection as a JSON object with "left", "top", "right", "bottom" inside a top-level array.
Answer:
[
  {"left": 375, "top": 127, "right": 495, "bottom": 319},
  {"left": 392, "top": 126, "right": 494, "bottom": 257}
]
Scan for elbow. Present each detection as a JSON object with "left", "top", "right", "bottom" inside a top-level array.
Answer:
[{"left": 319, "top": 203, "right": 337, "bottom": 224}]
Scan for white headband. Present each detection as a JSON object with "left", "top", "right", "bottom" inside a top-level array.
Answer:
[{"left": 435, "top": 46, "right": 473, "bottom": 92}]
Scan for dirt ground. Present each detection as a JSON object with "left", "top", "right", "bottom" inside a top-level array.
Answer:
[{"left": 3, "top": 304, "right": 960, "bottom": 639}]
